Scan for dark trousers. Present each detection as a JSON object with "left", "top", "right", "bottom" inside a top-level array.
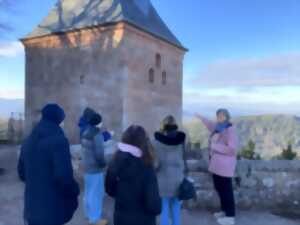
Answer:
[{"left": 212, "top": 174, "right": 236, "bottom": 217}]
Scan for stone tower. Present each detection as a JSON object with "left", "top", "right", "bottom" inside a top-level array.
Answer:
[{"left": 21, "top": 0, "right": 187, "bottom": 143}]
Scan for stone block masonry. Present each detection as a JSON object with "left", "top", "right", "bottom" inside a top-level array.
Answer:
[
  {"left": 186, "top": 160, "right": 300, "bottom": 210},
  {"left": 21, "top": 0, "right": 187, "bottom": 144}
]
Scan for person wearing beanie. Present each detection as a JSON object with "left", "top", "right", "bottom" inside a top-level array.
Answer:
[
  {"left": 196, "top": 109, "right": 238, "bottom": 225},
  {"left": 81, "top": 108, "right": 108, "bottom": 225},
  {"left": 17, "top": 104, "right": 80, "bottom": 225},
  {"left": 78, "top": 107, "right": 96, "bottom": 137},
  {"left": 153, "top": 115, "right": 185, "bottom": 225}
]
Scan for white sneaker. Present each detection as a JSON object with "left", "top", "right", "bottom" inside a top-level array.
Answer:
[
  {"left": 217, "top": 217, "right": 235, "bottom": 225},
  {"left": 213, "top": 211, "right": 225, "bottom": 219}
]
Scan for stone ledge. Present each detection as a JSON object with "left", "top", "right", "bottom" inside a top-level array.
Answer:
[
  {"left": 187, "top": 159, "right": 300, "bottom": 173},
  {"left": 186, "top": 160, "right": 300, "bottom": 210}
]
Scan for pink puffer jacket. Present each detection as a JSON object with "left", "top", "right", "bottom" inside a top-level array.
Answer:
[{"left": 199, "top": 116, "right": 239, "bottom": 178}]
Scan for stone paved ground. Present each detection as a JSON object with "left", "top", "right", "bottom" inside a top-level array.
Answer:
[{"left": 1, "top": 145, "right": 299, "bottom": 225}]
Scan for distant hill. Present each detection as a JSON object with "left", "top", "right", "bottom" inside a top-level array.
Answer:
[
  {"left": 183, "top": 114, "right": 300, "bottom": 159},
  {"left": 0, "top": 98, "right": 24, "bottom": 118},
  {"left": 0, "top": 117, "right": 8, "bottom": 140},
  {"left": 0, "top": 98, "right": 24, "bottom": 140}
]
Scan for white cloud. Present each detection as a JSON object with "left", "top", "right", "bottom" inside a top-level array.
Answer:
[
  {"left": 0, "top": 41, "right": 24, "bottom": 57},
  {"left": 0, "top": 89, "right": 24, "bottom": 99},
  {"left": 184, "top": 53, "right": 300, "bottom": 116},
  {"left": 183, "top": 86, "right": 300, "bottom": 117},
  {"left": 190, "top": 53, "right": 300, "bottom": 88}
]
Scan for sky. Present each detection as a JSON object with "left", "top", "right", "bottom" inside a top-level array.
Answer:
[{"left": 0, "top": 0, "right": 300, "bottom": 117}]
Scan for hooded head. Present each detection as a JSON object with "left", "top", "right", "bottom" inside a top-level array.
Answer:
[
  {"left": 79, "top": 107, "right": 102, "bottom": 127},
  {"left": 78, "top": 107, "right": 93, "bottom": 130},
  {"left": 82, "top": 108, "right": 94, "bottom": 121},
  {"left": 41, "top": 104, "right": 65, "bottom": 125},
  {"left": 88, "top": 111, "right": 102, "bottom": 126}
]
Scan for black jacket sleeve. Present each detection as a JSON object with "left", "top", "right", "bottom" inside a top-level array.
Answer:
[
  {"left": 17, "top": 145, "right": 26, "bottom": 182},
  {"left": 144, "top": 167, "right": 162, "bottom": 215},
  {"left": 105, "top": 162, "right": 118, "bottom": 198},
  {"left": 52, "top": 137, "right": 80, "bottom": 198},
  {"left": 105, "top": 152, "right": 127, "bottom": 197}
]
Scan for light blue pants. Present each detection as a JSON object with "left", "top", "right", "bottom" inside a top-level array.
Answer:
[
  {"left": 160, "top": 197, "right": 181, "bottom": 225},
  {"left": 84, "top": 173, "right": 105, "bottom": 224}
]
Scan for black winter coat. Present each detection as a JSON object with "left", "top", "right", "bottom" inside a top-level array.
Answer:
[
  {"left": 105, "top": 151, "right": 162, "bottom": 225},
  {"left": 18, "top": 119, "right": 80, "bottom": 225}
]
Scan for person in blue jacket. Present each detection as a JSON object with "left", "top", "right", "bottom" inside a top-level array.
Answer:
[
  {"left": 18, "top": 104, "right": 80, "bottom": 225},
  {"left": 78, "top": 107, "right": 95, "bottom": 137},
  {"left": 81, "top": 109, "right": 108, "bottom": 225}
]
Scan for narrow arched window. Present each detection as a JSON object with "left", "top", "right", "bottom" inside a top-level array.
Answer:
[
  {"left": 80, "top": 75, "right": 85, "bottom": 85},
  {"left": 156, "top": 53, "right": 161, "bottom": 68},
  {"left": 162, "top": 71, "right": 167, "bottom": 85},
  {"left": 149, "top": 68, "right": 155, "bottom": 83}
]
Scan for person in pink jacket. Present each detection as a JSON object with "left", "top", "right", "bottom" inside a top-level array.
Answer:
[{"left": 196, "top": 109, "right": 238, "bottom": 225}]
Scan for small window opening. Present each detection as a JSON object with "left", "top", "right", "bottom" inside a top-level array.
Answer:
[
  {"left": 80, "top": 75, "right": 85, "bottom": 84},
  {"left": 149, "top": 68, "right": 155, "bottom": 83},
  {"left": 156, "top": 54, "right": 162, "bottom": 68},
  {"left": 162, "top": 71, "right": 167, "bottom": 85}
]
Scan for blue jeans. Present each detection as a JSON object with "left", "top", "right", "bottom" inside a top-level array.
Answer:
[
  {"left": 84, "top": 173, "right": 105, "bottom": 224},
  {"left": 160, "top": 197, "right": 181, "bottom": 225}
]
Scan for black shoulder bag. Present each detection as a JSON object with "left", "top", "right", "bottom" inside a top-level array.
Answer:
[{"left": 178, "top": 143, "right": 196, "bottom": 201}]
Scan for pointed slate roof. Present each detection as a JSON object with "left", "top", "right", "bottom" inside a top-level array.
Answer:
[{"left": 24, "top": 0, "right": 186, "bottom": 50}]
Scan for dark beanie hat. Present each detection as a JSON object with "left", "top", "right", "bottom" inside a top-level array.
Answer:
[
  {"left": 89, "top": 112, "right": 102, "bottom": 126},
  {"left": 42, "top": 104, "right": 65, "bottom": 125},
  {"left": 83, "top": 107, "right": 94, "bottom": 121}
]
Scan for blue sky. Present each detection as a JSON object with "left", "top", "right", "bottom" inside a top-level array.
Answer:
[{"left": 0, "top": 0, "right": 300, "bottom": 117}]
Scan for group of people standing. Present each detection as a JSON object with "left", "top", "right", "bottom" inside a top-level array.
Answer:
[{"left": 18, "top": 104, "right": 239, "bottom": 225}]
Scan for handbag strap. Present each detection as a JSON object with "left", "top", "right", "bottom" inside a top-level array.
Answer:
[{"left": 182, "top": 142, "right": 189, "bottom": 176}]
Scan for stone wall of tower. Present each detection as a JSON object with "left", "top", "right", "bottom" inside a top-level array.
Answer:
[
  {"left": 121, "top": 24, "right": 185, "bottom": 136},
  {"left": 23, "top": 22, "right": 185, "bottom": 143},
  {"left": 23, "top": 25, "right": 128, "bottom": 143}
]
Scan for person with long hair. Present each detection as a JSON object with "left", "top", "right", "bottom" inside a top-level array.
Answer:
[
  {"left": 105, "top": 125, "right": 162, "bottom": 225},
  {"left": 196, "top": 109, "right": 238, "bottom": 225},
  {"left": 154, "top": 115, "right": 186, "bottom": 225}
]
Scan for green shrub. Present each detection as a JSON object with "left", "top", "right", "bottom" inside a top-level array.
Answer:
[
  {"left": 275, "top": 142, "right": 297, "bottom": 160},
  {"left": 239, "top": 139, "right": 261, "bottom": 160}
]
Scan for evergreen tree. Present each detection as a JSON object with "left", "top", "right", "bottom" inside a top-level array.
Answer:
[
  {"left": 239, "top": 139, "right": 261, "bottom": 160},
  {"left": 280, "top": 141, "right": 297, "bottom": 160}
]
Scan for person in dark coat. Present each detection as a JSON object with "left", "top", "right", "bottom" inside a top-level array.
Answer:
[
  {"left": 105, "top": 125, "right": 162, "bottom": 225},
  {"left": 18, "top": 104, "right": 80, "bottom": 225}
]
